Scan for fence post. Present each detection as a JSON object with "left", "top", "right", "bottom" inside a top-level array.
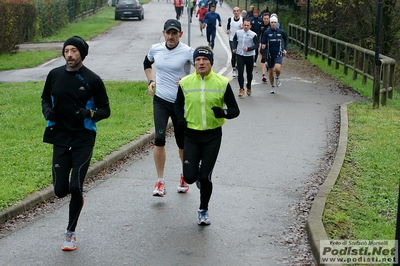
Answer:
[
  {"left": 362, "top": 51, "right": 368, "bottom": 85},
  {"left": 381, "top": 64, "right": 388, "bottom": 106},
  {"left": 344, "top": 44, "right": 349, "bottom": 76},
  {"left": 352, "top": 49, "right": 358, "bottom": 80},
  {"left": 327, "top": 39, "right": 332, "bottom": 66},
  {"left": 373, "top": 59, "right": 381, "bottom": 108},
  {"left": 389, "top": 64, "right": 395, "bottom": 99}
]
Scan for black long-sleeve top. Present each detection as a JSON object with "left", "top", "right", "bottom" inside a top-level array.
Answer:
[{"left": 41, "top": 65, "right": 110, "bottom": 147}]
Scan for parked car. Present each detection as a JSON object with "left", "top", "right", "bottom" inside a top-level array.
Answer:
[{"left": 115, "top": 0, "right": 144, "bottom": 20}]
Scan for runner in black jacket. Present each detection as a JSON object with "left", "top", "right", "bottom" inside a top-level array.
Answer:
[
  {"left": 41, "top": 36, "right": 110, "bottom": 252},
  {"left": 259, "top": 12, "right": 271, "bottom": 83}
]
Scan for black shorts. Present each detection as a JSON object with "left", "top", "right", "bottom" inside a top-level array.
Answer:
[
  {"left": 266, "top": 56, "right": 283, "bottom": 69},
  {"left": 153, "top": 95, "right": 184, "bottom": 148}
]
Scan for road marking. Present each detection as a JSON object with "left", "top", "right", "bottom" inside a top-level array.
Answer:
[{"left": 216, "top": 27, "right": 231, "bottom": 76}]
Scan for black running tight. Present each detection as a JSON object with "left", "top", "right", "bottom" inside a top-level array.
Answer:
[
  {"left": 236, "top": 55, "right": 254, "bottom": 89},
  {"left": 52, "top": 145, "right": 93, "bottom": 232},
  {"left": 183, "top": 127, "right": 222, "bottom": 210}
]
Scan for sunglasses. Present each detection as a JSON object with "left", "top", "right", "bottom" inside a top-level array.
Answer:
[{"left": 270, "top": 22, "right": 277, "bottom": 23}]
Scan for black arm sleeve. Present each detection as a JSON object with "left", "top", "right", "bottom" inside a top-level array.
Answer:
[
  {"left": 247, "top": 35, "right": 259, "bottom": 52},
  {"left": 92, "top": 79, "right": 111, "bottom": 122},
  {"left": 41, "top": 73, "right": 54, "bottom": 119},
  {"left": 174, "top": 85, "right": 186, "bottom": 124},
  {"left": 282, "top": 31, "right": 289, "bottom": 50},
  {"left": 174, "top": 86, "right": 186, "bottom": 134},
  {"left": 227, "top": 17, "right": 231, "bottom": 30},
  {"left": 223, "top": 83, "right": 240, "bottom": 119},
  {"left": 143, "top": 55, "right": 154, "bottom": 70}
]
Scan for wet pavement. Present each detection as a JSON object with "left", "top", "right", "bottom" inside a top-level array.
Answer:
[{"left": 0, "top": 1, "right": 362, "bottom": 265}]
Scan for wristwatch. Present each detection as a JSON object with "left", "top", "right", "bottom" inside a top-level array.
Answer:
[{"left": 148, "top": 80, "right": 154, "bottom": 85}]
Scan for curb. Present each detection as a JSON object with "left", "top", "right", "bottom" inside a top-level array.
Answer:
[
  {"left": 0, "top": 127, "right": 158, "bottom": 225},
  {"left": 306, "top": 102, "right": 350, "bottom": 266}
]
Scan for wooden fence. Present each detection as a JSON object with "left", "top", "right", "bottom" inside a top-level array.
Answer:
[{"left": 288, "top": 23, "right": 396, "bottom": 107}]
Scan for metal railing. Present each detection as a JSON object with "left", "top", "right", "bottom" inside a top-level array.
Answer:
[{"left": 288, "top": 23, "right": 396, "bottom": 107}]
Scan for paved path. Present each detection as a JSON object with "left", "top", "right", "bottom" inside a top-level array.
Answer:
[{"left": 0, "top": 2, "right": 361, "bottom": 265}]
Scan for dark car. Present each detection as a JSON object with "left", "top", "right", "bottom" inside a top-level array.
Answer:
[{"left": 115, "top": 0, "right": 144, "bottom": 20}]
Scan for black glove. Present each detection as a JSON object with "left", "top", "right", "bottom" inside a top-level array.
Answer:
[
  {"left": 46, "top": 109, "right": 58, "bottom": 121},
  {"left": 211, "top": 106, "right": 224, "bottom": 118},
  {"left": 75, "top": 107, "right": 91, "bottom": 119}
]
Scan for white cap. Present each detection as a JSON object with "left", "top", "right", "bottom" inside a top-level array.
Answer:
[{"left": 270, "top": 16, "right": 278, "bottom": 23}]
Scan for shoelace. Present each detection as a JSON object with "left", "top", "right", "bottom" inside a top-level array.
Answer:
[
  {"left": 199, "top": 210, "right": 207, "bottom": 220},
  {"left": 180, "top": 177, "right": 185, "bottom": 187},
  {"left": 156, "top": 182, "right": 164, "bottom": 191},
  {"left": 65, "top": 232, "right": 75, "bottom": 242}
]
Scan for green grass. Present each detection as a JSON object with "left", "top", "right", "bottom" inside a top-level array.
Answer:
[
  {"left": 0, "top": 51, "right": 60, "bottom": 71},
  {"left": 307, "top": 55, "right": 400, "bottom": 243},
  {"left": 0, "top": 7, "right": 121, "bottom": 71},
  {"left": 0, "top": 81, "right": 153, "bottom": 210},
  {"left": 33, "top": 6, "right": 121, "bottom": 42}
]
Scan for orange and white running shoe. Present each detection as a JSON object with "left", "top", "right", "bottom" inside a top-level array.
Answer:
[
  {"left": 177, "top": 174, "right": 189, "bottom": 193},
  {"left": 152, "top": 180, "right": 166, "bottom": 197}
]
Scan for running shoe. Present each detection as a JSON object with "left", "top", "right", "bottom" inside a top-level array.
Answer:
[
  {"left": 253, "top": 62, "right": 257, "bottom": 67},
  {"left": 245, "top": 83, "right": 251, "bottom": 96},
  {"left": 232, "top": 69, "right": 237, "bottom": 78},
  {"left": 61, "top": 231, "right": 76, "bottom": 251},
  {"left": 152, "top": 180, "right": 166, "bottom": 197},
  {"left": 198, "top": 209, "right": 211, "bottom": 225},
  {"left": 275, "top": 77, "right": 281, "bottom": 87},
  {"left": 270, "top": 86, "right": 275, "bottom": 94},
  {"left": 261, "top": 75, "right": 267, "bottom": 83},
  {"left": 238, "top": 88, "right": 245, "bottom": 97},
  {"left": 177, "top": 174, "right": 189, "bottom": 193}
]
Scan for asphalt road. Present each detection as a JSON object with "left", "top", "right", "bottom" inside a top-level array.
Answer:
[{"left": 0, "top": 1, "right": 361, "bottom": 265}]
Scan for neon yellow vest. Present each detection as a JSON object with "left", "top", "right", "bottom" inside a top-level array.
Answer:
[{"left": 180, "top": 70, "right": 228, "bottom": 131}]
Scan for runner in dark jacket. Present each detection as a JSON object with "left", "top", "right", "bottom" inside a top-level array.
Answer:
[
  {"left": 41, "top": 36, "right": 110, "bottom": 251},
  {"left": 203, "top": 5, "right": 222, "bottom": 49},
  {"left": 261, "top": 16, "right": 288, "bottom": 93},
  {"left": 249, "top": 9, "right": 262, "bottom": 65}
]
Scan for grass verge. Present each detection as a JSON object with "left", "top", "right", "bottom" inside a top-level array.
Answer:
[
  {"left": 0, "top": 81, "right": 153, "bottom": 210},
  {"left": 307, "top": 56, "right": 399, "bottom": 244},
  {"left": 33, "top": 6, "right": 120, "bottom": 42},
  {"left": 0, "top": 7, "right": 120, "bottom": 71}
]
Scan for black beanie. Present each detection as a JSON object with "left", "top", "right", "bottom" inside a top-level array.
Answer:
[
  {"left": 62, "top": 36, "right": 89, "bottom": 60},
  {"left": 193, "top": 46, "right": 214, "bottom": 66}
]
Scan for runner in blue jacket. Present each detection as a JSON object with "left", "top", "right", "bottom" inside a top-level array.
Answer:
[
  {"left": 203, "top": 5, "right": 222, "bottom": 49},
  {"left": 261, "top": 16, "right": 288, "bottom": 94}
]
